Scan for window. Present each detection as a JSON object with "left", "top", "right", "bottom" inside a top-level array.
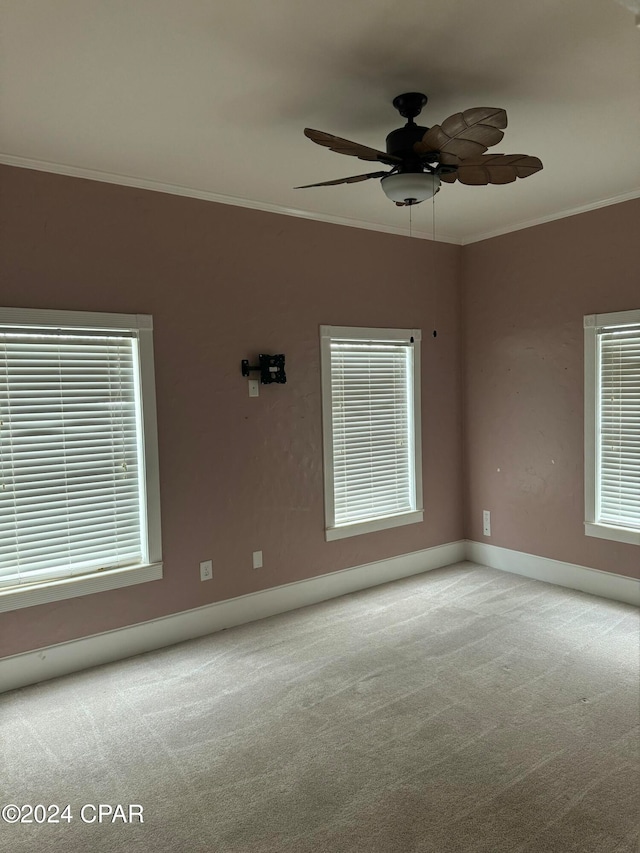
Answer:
[
  {"left": 0, "top": 307, "right": 162, "bottom": 612},
  {"left": 320, "top": 325, "right": 423, "bottom": 540},
  {"left": 584, "top": 309, "right": 640, "bottom": 546}
]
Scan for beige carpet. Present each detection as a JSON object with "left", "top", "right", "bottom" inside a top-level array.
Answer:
[{"left": 1, "top": 561, "right": 639, "bottom": 852}]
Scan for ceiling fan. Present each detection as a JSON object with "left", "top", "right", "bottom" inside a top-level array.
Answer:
[{"left": 296, "top": 92, "right": 543, "bottom": 206}]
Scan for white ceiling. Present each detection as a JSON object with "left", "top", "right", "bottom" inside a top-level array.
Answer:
[{"left": 1, "top": 0, "right": 639, "bottom": 243}]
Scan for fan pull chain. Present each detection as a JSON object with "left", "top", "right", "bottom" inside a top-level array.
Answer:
[
  {"left": 432, "top": 191, "right": 438, "bottom": 339},
  {"left": 409, "top": 203, "right": 413, "bottom": 239}
]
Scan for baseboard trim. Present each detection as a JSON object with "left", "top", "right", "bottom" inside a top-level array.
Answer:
[
  {"left": 466, "top": 540, "right": 640, "bottom": 607},
  {"left": 4, "top": 539, "right": 637, "bottom": 693},
  {"left": 1, "top": 540, "right": 465, "bottom": 693}
]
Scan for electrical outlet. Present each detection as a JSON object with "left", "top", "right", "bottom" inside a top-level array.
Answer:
[
  {"left": 200, "top": 559, "right": 213, "bottom": 581},
  {"left": 248, "top": 379, "right": 259, "bottom": 397},
  {"left": 252, "top": 550, "right": 263, "bottom": 569},
  {"left": 482, "top": 510, "right": 491, "bottom": 537}
]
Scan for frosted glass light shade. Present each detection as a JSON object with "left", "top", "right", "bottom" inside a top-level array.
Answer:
[{"left": 381, "top": 172, "right": 441, "bottom": 205}]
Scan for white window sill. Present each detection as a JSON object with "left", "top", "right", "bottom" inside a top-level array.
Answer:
[
  {"left": 326, "top": 510, "right": 423, "bottom": 541},
  {"left": 585, "top": 522, "right": 640, "bottom": 547},
  {"left": 0, "top": 562, "right": 163, "bottom": 613}
]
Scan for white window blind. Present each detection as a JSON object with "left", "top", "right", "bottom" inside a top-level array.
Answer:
[
  {"left": 0, "top": 327, "right": 145, "bottom": 589},
  {"left": 597, "top": 324, "right": 640, "bottom": 530},
  {"left": 321, "top": 326, "right": 422, "bottom": 540}
]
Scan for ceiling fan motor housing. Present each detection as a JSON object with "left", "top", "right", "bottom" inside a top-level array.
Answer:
[
  {"left": 387, "top": 92, "right": 437, "bottom": 167},
  {"left": 386, "top": 124, "right": 430, "bottom": 165}
]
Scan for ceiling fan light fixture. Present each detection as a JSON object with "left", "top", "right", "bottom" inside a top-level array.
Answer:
[{"left": 380, "top": 172, "right": 441, "bottom": 205}]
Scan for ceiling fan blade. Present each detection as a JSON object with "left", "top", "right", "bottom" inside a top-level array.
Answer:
[
  {"left": 304, "top": 128, "right": 401, "bottom": 165},
  {"left": 295, "top": 171, "right": 389, "bottom": 188},
  {"left": 415, "top": 107, "right": 507, "bottom": 160},
  {"left": 438, "top": 152, "right": 462, "bottom": 166},
  {"left": 455, "top": 154, "right": 543, "bottom": 185},
  {"left": 439, "top": 172, "right": 458, "bottom": 183}
]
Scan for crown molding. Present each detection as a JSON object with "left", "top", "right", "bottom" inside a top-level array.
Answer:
[
  {"left": 461, "top": 188, "right": 640, "bottom": 245},
  {"left": 0, "top": 153, "right": 461, "bottom": 244},
  {"left": 3, "top": 153, "right": 637, "bottom": 247}
]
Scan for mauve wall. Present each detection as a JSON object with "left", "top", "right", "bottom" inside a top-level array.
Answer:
[
  {"left": 0, "top": 165, "right": 463, "bottom": 657},
  {"left": 462, "top": 199, "right": 640, "bottom": 579}
]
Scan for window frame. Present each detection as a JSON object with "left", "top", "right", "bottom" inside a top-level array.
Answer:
[
  {"left": 0, "top": 306, "right": 163, "bottom": 612},
  {"left": 584, "top": 308, "right": 640, "bottom": 547},
  {"left": 320, "top": 325, "right": 423, "bottom": 541}
]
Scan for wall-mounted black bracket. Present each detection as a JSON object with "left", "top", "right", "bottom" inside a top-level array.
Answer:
[{"left": 241, "top": 354, "right": 286, "bottom": 384}]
